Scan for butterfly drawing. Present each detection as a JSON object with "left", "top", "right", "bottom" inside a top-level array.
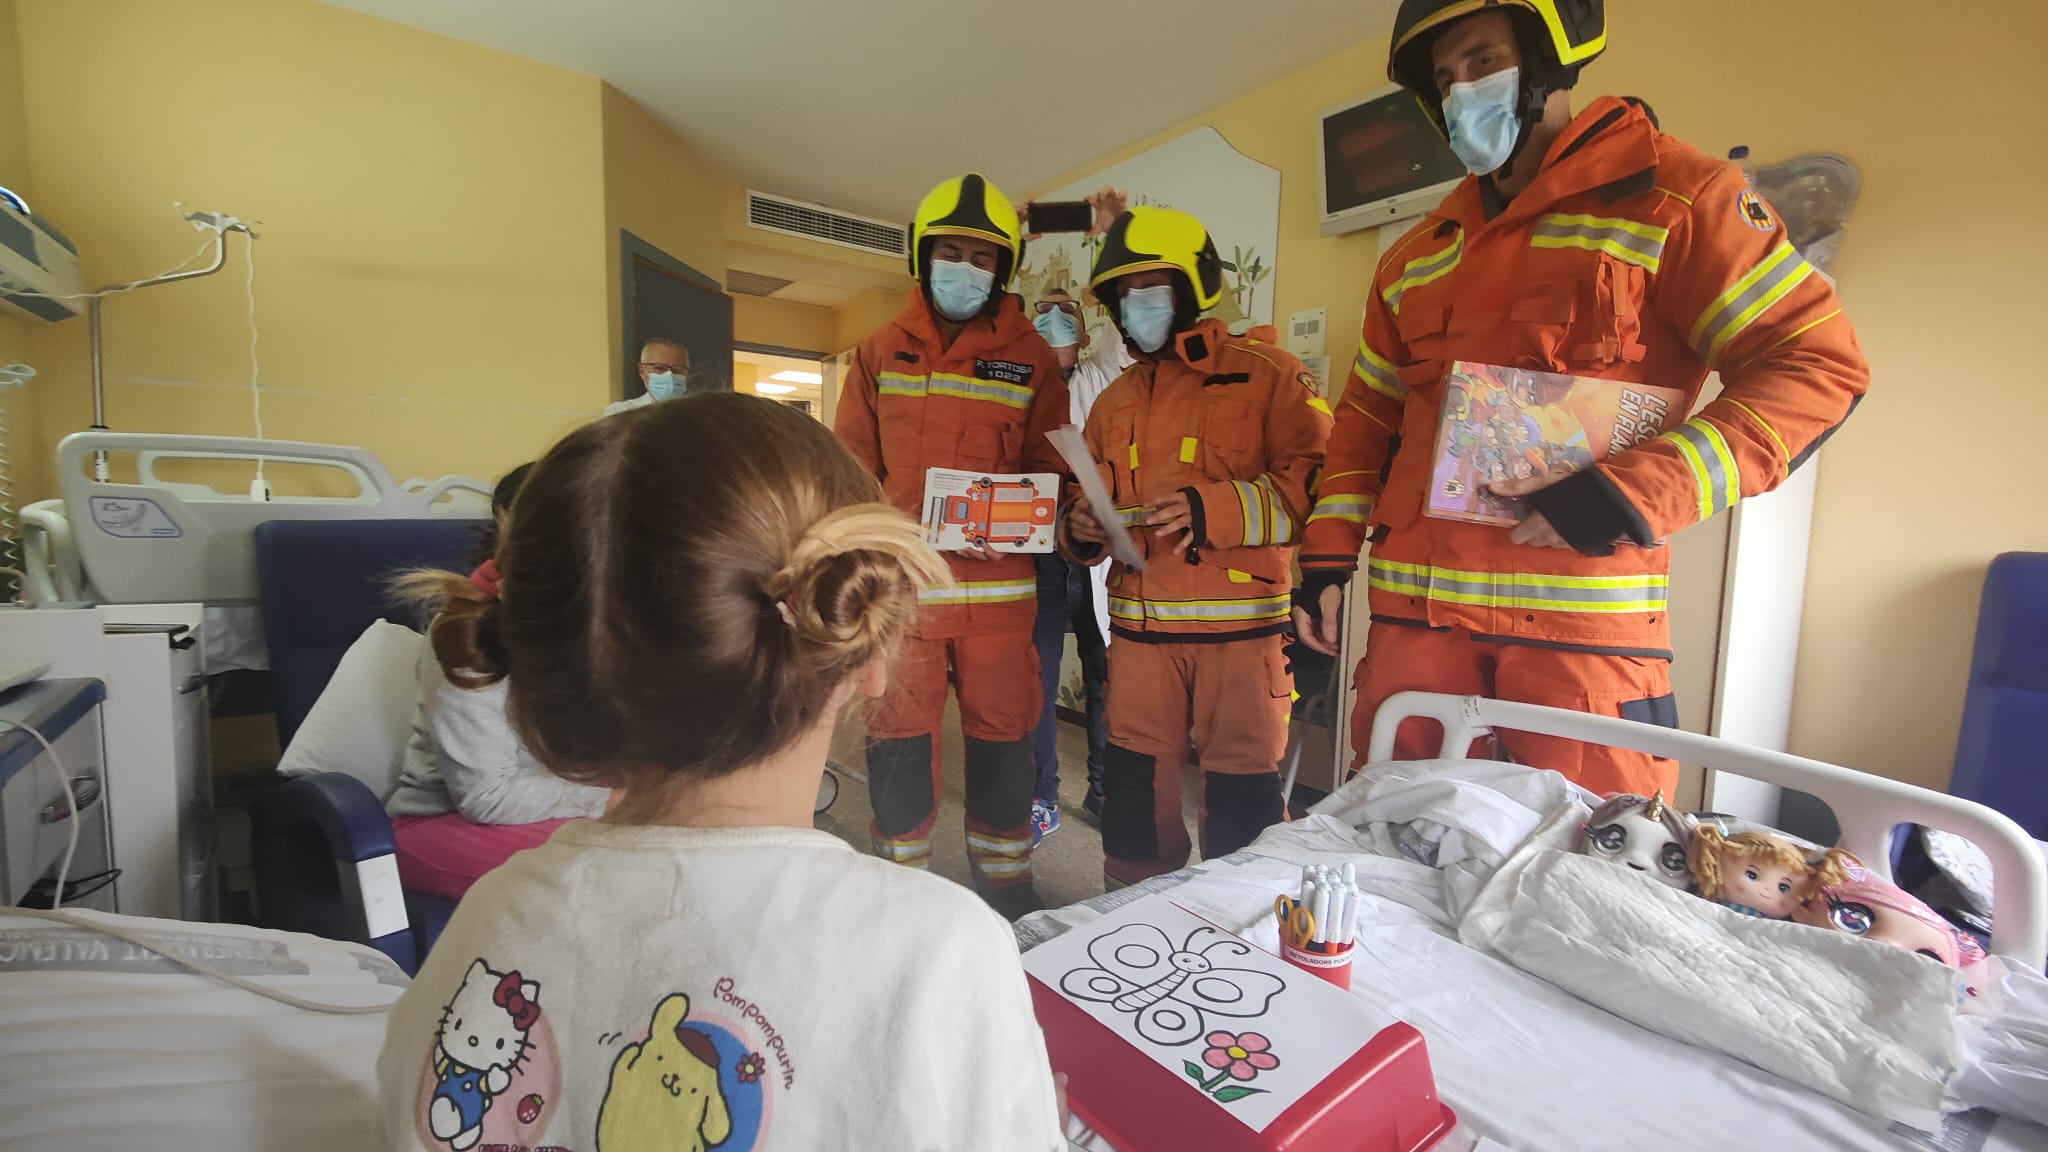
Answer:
[{"left": 1060, "top": 923, "right": 1286, "bottom": 1047}]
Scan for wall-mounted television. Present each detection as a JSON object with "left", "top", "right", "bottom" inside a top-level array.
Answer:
[{"left": 1318, "top": 84, "right": 1466, "bottom": 238}]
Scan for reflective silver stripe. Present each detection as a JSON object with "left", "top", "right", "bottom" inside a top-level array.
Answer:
[
  {"left": 1112, "top": 596, "right": 1291, "bottom": 623},
  {"left": 1367, "top": 559, "right": 1667, "bottom": 613},
  {"left": 1382, "top": 234, "right": 1463, "bottom": 315},
  {"left": 1307, "top": 495, "right": 1372, "bottom": 524},
  {"left": 965, "top": 833, "right": 1030, "bottom": 854},
  {"left": 1351, "top": 339, "right": 1404, "bottom": 401},
  {"left": 918, "top": 580, "right": 1037, "bottom": 605},
  {"left": 1114, "top": 505, "right": 1148, "bottom": 528},
  {"left": 876, "top": 371, "right": 927, "bottom": 398},
  {"left": 871, "top": 837, "right": 932, "bottom": 860},
  {"left": 1689, "top": 242, "right": 1814, "bottom": 365},
  {"left": 926, "top": 371, "right": 1033, "bottom": 410},
  {"left": 1260, "top": 477, "right": 1295, "bottom": 545},
  {"left": 1660, "top": 418, "right": 1739, "bottom": 520},
  {"left": 1232, "top": 481, "right": 1265, "bottom": 547},
  {"left": 1530, "top": 214, "right": 1668, "bottom": 273},
  {"left": 970, "top": 857, "right": 1033, "bottom": 875}
]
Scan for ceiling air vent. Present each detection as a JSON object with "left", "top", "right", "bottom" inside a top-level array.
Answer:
[
  {"left": 746, "top": 190, "right": 906, "bottom": 259},
  {"left": 726, "top": 269, "right": 794, "bottom": 297}
]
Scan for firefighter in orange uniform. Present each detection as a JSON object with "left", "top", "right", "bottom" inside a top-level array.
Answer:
[
  {"left": 1064, "top": 206, "right": 1333, "bottom": 886},
  {"left": 834, "top": 173, "right": 1070, "bottom": 919},
  {"left": 1294, "top": 0, "right": 1870, "bottom": 798}
]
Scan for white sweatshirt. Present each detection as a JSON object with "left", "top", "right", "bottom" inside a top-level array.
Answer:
[
  {"left": 384, "top": 642, "right": 609, "bottom": 824},
  {"left": 377, "top": 821, "right": 1063, "bottom": 1152}
]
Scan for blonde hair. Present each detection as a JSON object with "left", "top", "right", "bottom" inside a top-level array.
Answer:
[
  {"left": 1688, "top": 825, "right": 1856, "bottom": 902},
  {"left": 398, "top": 392, "right": 948, "bottom": 812}
]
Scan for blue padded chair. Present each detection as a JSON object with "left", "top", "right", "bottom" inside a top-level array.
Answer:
[
  {"left": 1950, "top": 552, "right": 2048, "bottom": 842},
  {"left": 247, "top": 517, "right": 484, "bottom": 972}
]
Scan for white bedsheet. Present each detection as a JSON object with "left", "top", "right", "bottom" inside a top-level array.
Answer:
[
  {"left": 1022, "top": 800, "right": 2048, "bottom": 1152},
  {"left": 0, "top": 909, "right": 403, "bottom": 1152}
]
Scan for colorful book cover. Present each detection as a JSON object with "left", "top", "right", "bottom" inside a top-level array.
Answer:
[
  {"left": 920, "top": 468, "right": 1059, "bottom": 553},
  {"left": 1426, "top": 361, "right": 1686, "bottom": 527}
]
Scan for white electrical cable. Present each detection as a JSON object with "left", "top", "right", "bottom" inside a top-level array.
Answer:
[
  {"left": 245, "top": 232, "right": 266, "bottom": 497},
  {"left": 0, "top": 717, "right": 77, "bottom": 911},
  {"left": 0, "top": 715, "right": 392, "bottom": 1015},
  {"left": 3, "top": 907, "right": 395, "bottom": 1015}
]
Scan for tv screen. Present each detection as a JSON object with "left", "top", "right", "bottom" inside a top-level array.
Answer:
[{"left": 1321, "top": 89, "right": 1465, "bottom": 218}]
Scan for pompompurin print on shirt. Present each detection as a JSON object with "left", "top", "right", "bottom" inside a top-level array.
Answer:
[
  {"left": 595, "top": 976, "right": 793, "bottom": 1151},
  {"left": 417, "top": 958, "right": 564, "bottom": 1151},
  {"left": 418, "top": 962, "right": 796, "bottom": 1151}
]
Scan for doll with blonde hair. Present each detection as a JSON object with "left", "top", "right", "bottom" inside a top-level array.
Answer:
[{"left": 1688, "top": 824, "right": 1855, "bottom": 919}]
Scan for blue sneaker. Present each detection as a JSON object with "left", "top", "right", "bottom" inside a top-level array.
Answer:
[{"left": 1031, "top": 800, "right": 1060, "bottom": 845}]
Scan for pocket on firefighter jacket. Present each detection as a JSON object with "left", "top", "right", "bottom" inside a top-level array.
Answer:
[
  {"left": 956, "top": 421, "right": 1022, "bottom": 472},
  {"left": 1199, "top": 400, "right": 1261, "bottom": 480}
]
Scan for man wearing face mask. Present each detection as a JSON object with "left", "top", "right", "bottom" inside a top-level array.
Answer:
[
  {"left": 833, "top": 173, "right": 1070, "bottom": 919},
  {"left": 1059, "top": 206, "right": 1333, "bottom": 887},
  {"left": 1025, "top": 287, "right": 1129, "bottom": 838},
  {"left": 1294, "top": 0, "right": 1869, "bottom": 798},
  {"left": 603, "top": 337, "right": 691, "bottom": 416}
]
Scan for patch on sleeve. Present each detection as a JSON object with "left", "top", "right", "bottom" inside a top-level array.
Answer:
[
  {"left": 418, "top": 957, "right": 561, "bottom": 1151},
  {"left": 1736, "top": 188, "right": 1775, "bottom": 232},
  {"left": 974, "top": 358, "right": 1036, "bottom": 385}
]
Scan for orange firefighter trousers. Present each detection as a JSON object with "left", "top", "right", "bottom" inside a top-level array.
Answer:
[
  {"left": 1101, "top": 633, "right": 1291, "bottom": 887},
  {"left": 865, "top": 632, "right": 1041, "bottom": 889},
  {"left": 1351, "top": 621, "right": 1679, "bottom": 799}
]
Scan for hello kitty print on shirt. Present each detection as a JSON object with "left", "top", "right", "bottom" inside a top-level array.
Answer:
[{"left": 430, "top": 959, "right": 542, "bottom": 1151}]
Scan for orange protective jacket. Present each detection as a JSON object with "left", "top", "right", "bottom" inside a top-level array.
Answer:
[
  {"left": 1300, "top": 97, "right": 1870, "bottom": 656},
  {"left": 835, "top": 288, "right": 1070, "bottom": 638},
  {"left": 1063, "top": 319, "right": 1333, "bottom": 642}
]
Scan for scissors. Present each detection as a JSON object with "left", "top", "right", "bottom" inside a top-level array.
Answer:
[{"left": 1274, "top": 896, "right": 1316, "bottom": 952}]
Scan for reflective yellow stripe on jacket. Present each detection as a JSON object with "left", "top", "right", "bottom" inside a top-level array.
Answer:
[
  {"left": 919, "top": 579, "right": 1038, "bottom": 606},
  {"left": 1109, "top": 594, "right": 1292, "bottom": 625},
  {"left": 877, "top": 370, "right": 1033, "bottom": 411},
  {"left": 1367, "top": 558, "right": 1667, "bottom": 614},
  {"left": 1383, "top": 233, "right": 1464, "bottom": 316},
  {"left": 1688, "top": 241, "right": 1814, "bottom": 367},
  {"left": 1530, "top": 213, "right": 1668, "bottom": 273}
]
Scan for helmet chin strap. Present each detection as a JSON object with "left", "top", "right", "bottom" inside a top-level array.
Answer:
[{"left": 1490, "top": 71, "right": 1553, "bottom": 185}]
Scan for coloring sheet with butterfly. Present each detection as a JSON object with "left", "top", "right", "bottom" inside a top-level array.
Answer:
[{"left": 1022, "top": 896, "right": 1397, "bottom": 1133}]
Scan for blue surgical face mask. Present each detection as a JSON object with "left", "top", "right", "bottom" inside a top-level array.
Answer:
[
  {"left": 646, "top": 370, "right": 684, "bottom": 401},
  {"left": 1033, "top": 307, "right": 1081, "bottom": 348},
  {"left": 1442, "top": 66, "right": 1523, "bottom": 176},
  {"left": 1119, "top": 284, "right": 1179, "bottom": 354},
  {"left": 928, "top": 259, "right": 996, "bottom": 321}
]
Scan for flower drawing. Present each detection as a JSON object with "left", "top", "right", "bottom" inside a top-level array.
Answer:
[
  {"left": 1202, "top": 1031, "right": 1280, "bottom": 1081},
  {"left": 735, "top": 1052, "right": 766, "bottom": 1084},
  {"left": 1183, "top": 1030, "right": 1279, "bottom": 1103}
]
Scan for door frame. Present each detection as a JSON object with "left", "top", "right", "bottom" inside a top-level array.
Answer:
[{"left": 618, "top": 230, "right": 725, "bottom": 398}]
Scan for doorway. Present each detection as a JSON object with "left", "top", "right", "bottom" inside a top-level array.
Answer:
[{"left": 734, "top": 347, "right": 827, "bottom": 423}]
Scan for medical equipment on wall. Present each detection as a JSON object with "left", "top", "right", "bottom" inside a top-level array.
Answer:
[
  {"left": 20, "top": 432, "right": 489, "bottom": 607},
  {"left": 0, "top": 190, "right": 82, "bottom": 323}
]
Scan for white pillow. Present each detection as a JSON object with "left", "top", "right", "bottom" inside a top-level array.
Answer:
[{"left": 276, "top": 620, "right": 425, "bottom": 800}]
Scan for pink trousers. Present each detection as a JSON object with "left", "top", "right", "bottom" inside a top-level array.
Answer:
[{"left": 391, "top": 812, "right": 576, "bottom": 900}]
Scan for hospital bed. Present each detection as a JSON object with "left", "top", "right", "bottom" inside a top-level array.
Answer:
[{"left": 1029, "top": 691, "right": 2048, "bottom": 1152}]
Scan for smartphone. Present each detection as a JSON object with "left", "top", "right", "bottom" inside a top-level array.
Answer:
[{"left": 1027, "top": 200, "right": 1093, "bottom": 234}]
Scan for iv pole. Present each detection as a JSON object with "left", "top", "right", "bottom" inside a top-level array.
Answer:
[{"left": 85, "top": 210, "right": 258, "bottom": 478}]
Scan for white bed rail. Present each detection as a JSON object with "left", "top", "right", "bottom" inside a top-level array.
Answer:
[{"left": 1370, "top": 691, "right": 2048, "bottom": 968}]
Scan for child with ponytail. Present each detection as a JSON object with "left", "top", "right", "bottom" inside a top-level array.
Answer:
[{"left": 379, "top": 393, "right": 1063, "bottom": 1150}]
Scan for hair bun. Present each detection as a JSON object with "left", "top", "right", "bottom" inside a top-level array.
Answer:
[
  {"left": 765, "top": 504, "right": 950, "bottom": 667},
  {"left": 394, "top": 569, "right": 510, "bottom": 689}
]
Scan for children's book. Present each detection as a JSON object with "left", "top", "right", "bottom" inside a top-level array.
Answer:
[
  {"left": 1426, "top": 361, "right": 1686, "bottom": 527},
  {"left": 920, "top": 468, "right": 1059, "bottom": 553}
]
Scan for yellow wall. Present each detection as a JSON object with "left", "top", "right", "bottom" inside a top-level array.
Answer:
[
  {"left": 732, "top": 293, "right": 835, "bottom": 355},
  {"left": 0, "top": 0, "right": 39, "bottom": 509},
  {"left": 831, "top": 287, "right": 902, "bottom": 353},
  {"left": 1038, "top": 2, "right": 2048, "bottom": 789},
  {"left": 14, "top": 0, "right": 612, "bottom": 501},
  {"left": 600, "top": 84, "right": 727, "bottom": 398}
]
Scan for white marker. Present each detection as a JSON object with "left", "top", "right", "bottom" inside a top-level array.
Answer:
[
  {"left": 1309, "top": 884, "right": 1330, "bottom": 945},
  {"left": 1342, "top": 884, "right": 1362, "bottom": 944},
  {"left": 1299, "top": 865, "right": 1315, "bottom": 905},
  {"left": 1342, "top": 861, "right": 1357, "bottom": 886},
  {"left": 1327, "top": 885, "right": 1349, "bottom": 946}
]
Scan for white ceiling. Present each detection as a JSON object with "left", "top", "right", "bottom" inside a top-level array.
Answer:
[
  {"left": 725, "top": 241, "right": 907, "bottom": 308},
  {"left": 320, "top": 0, "right": 1396, "bottom": 221}
]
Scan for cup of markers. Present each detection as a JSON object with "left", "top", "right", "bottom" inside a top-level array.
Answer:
[{"left": 1275, "top": 863, "right": 1362, "bottom": 990}]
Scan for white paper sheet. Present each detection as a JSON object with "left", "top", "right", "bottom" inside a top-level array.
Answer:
[
  {"left": 919, "top": 468, "right": 1058, "bottom": 553},
  {"left": 1046, "top": 425, "right": 1146, "bottom": 571},
  {"left": 1023, "top": 895, "right": 1397, "bottom": 1134}
]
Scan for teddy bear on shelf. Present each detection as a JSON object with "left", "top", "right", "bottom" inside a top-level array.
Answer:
[{"left": 1688, "top": 824, "right": 1855, "bottom": 920}]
